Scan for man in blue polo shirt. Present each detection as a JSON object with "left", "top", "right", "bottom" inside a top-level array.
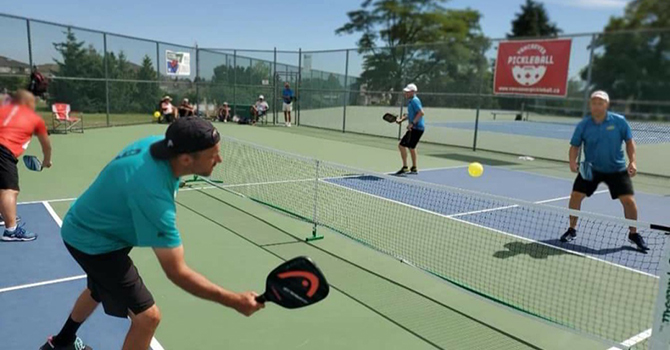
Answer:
[
  {"left": 560, "top": 90, "right": 647, "bottom": 251},
  {"left": 40, "top": 117, "right": 264, "bottom": 350},
  {"left": 282, "top": 82, "right": 294, "bottom": 127},
  {"left": 394, "top": 83, "right": 425, "bottom": 175}
]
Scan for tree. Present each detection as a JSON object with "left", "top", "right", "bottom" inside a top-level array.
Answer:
[
  {"left": 48, "top": 29, "right": 105, "bottom": 112},
  {"left": 135, "top": 55, "right": 162, "bottom": 113},
  {"left": 508, "top": 0, "right": 562, "bottom": 39},
  {"left": 335, "top": 0, "right": 491, "bottom": 106},
  {"left": 583, "top": 0, "right": 670, "bottom": 117}
]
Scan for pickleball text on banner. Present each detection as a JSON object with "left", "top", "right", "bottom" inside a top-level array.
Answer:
[
  {"left": 493, "top": 39, "right": 572, "bottom": 97},
  {"left": 166, "top": 50, "right": 191, "bottom": 76}
]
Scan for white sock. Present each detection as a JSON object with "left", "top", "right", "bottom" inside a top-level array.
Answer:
[{"left": 5, "top": 225, "right": 16, "bottom": 232}]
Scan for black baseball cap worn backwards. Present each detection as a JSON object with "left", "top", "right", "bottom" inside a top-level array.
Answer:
[{"left": 150, "top": 117, "right": 220, "bottom": 159}]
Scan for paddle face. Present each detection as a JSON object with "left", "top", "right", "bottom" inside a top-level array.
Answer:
[
  {"left": 22, "top": 155, "right": 42, "bottom": 172},
  {"left": 256, "top": 256, "right": 329, "bottom": 309},
  {"left": 579, "top": 161, "right": 593, "bottom": 181},
  {"left": 382, "top": 113, "right": 398, "bottom": 123}
]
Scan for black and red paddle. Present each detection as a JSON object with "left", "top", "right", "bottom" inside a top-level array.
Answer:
[{"left": 256, "top": 256, "right": 329, "bottom": 309}]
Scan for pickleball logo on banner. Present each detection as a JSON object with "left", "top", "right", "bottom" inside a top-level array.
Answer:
[{"left": 494, "top": 39, "right": 572, "bottom": 97}]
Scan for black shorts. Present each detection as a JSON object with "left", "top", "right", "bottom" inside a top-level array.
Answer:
[
  {"left": 64, "top": 242, "right": 155, "bottom": 318},
  {"left": 573, "top": 170, "right": 634, "bottom": 200},
  {"left": 399, "top": 129, "right": 424, "bottom": 149},
  {"left": 0, "top": 145, "right": 19, "bottom": 191}
]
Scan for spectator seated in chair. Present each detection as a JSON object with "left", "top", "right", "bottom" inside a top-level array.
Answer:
[
  {"left": 250, "top": 95, "right": 269, "bottom": 126},
  {"left": 178, "top": 98, "right": 195, "bottom": 117},
  {"left": 217, "top": 102, "right": 231, "bottom": 122},
  {"left": 159, "top": 96, "right": 177, "bottom": 123}
]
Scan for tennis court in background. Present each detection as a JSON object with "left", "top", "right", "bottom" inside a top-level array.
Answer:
[{"left": 1, "top": 123, "right": 669, "bottom": 350}]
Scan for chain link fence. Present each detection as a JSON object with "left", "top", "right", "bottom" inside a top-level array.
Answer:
[{"left": 1, "top": 13, "right": 668, "bottom": 177}]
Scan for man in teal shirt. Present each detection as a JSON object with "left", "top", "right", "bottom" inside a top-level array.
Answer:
[
  {"left": 41, "top": 117, "right": 264, "bottom": 350},
  {"left": 395, "top": 83, "right": 425, "bottom": 175},
  {"left": 560, "top": 90, "right": 647, "bottom": 252}
]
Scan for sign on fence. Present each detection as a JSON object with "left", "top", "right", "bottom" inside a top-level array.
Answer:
[
  {"left": 166, "top": 50, "right": 191, "bottom": 76},
  {"left": 493, "top": 38, "right": 572, "bottom": 97}
]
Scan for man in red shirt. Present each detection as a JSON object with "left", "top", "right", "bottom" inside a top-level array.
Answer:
[{"left": 0, "top": 89, "right": 52, "bottom": 242}]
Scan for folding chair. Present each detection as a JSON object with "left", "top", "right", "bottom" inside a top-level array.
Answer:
[{"left": 51, "top": 103, "right": 84, "bottom": 134}]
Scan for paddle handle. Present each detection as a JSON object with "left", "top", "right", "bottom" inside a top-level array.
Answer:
[{"left": 255, "top": 294, "right": 266, "bottom": 303}]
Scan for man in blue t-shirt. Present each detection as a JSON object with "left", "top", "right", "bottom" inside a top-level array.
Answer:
[
  {"left": 394, "top": 83, "right": 425, "bottom": 175},
  {"left": 282, "top": 82, "right": 294, "bottom": 127},
  {"left": 40, "top": 117, "right": 264, "bottom": 350},
  {"left": 560, "top": 90, "right": 647, "bottom": 251}
]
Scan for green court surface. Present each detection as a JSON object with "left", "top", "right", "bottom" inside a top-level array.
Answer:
[{"left": 19, "top": 122, "right": 668, "bottom": 349}]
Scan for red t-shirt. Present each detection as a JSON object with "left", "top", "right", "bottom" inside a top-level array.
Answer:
[{"left": 0, "top": 104, "right": 47, "bottom": 158}]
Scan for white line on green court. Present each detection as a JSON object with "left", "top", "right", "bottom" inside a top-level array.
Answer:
[
  {"left": 607, "top": 328, "right": 652, "bottom": 350},
  {"left": 17, "top": 185, "right": 218, "bottom": 206}
]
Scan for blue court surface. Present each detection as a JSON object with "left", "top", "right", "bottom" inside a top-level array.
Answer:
[
  {"left": 0, "top": 203, "right": 163, "bottom": 350},
  {"left": 431, "top": 120, "right": 670, "bottom": 145},
  {"left": 326, "top": 166, "right": 670, "bottom": 276}
]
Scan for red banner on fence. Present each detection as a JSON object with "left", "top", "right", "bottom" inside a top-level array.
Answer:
[{"left": 493, "top": 38, "right": 572, "bottom": 97}]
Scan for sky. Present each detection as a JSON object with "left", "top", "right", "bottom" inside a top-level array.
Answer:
[{"left": 0, "top": 0, "right": 629, "bottom": 79}]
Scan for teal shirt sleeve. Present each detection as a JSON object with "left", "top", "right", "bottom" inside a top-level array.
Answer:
[
  {"left": 570, "top": 121, "right": 585, "bottom": 147},
  {"left": 410, "top": 98, "right": 422, "bottom": 113},
  {"left": 128, "top": 189, "right": 181, "bottom": 248},
  {"left": 620, "top": 119, "right": 633, "bottom": 142}
]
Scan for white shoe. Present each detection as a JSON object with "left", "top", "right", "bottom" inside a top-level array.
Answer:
[{"left": 287, "top": 122, "right": 291, "bottom": 127}]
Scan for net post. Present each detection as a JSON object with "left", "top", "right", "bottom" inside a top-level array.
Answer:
[
  {"left": 650, "top": 231, "right": 670, "bottom": 349},
  {"left": 306, "top": 159, "right": 324, "bottom": 242}
]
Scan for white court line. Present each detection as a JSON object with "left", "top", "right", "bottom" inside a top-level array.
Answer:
[
  {"left": 0, "top": 274, "right": 86, "bottom": 293},
  {"left": 38, "top": 202, "right": 167, "bottom": 350},
  {"left": 607, "top": 328, "right": 652, "bottom": 350},
  {"left": 321, "top": 179, "right": 657, "bottom": 279},
  {"left": 447, "top": 190, "right": 609, "bottom": 218},
  {"left": 383, "top": 165, "right": 468, "bottom": 174},
  {"left": 43, "top": 201, "right": 63, "bottom": 226},
  {"left": 17, "top": 185, "right": 218, "bottom": 206}
]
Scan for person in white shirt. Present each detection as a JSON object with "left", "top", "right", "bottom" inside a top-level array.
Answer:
[
  {"left": 160, "top": 96, "right": 177, "bottom": 123},
  {"left": 251, "top": 95, "right": 269, "bottom": 126}
]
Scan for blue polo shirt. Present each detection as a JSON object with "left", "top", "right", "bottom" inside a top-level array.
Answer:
[
  {"left": 407, "top": 96, "right": 425, "bottom": 131},
  {"left": 61, "top": 136, "right": 182, "bottom": 255},
  {"left": 570, "top": 112, "right": 633, "bottom": 174},
  {"left": 283, "top": 88, "right": 294, "bottom": 104}
]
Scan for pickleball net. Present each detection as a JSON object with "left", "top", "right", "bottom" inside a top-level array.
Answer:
[{"left": 198, "top": 136, "right": 670, "bottom": 348}]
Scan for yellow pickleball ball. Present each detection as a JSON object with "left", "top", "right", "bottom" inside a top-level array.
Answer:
[
  {"left": 468, "top": 162, "right": 484, "bottom": 177},
  {"left": 153, "top": 111, "right": 161, "bottom": 118}
]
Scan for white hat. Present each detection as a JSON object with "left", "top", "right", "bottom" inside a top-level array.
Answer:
[
  {"left": 403, "top": 83, "right": 418, "bottom": 92},
  {"left": 259, "top": 95, "right": 264, "bottom": 100},
  {"left": 590, "top": 90, "right": 609, "bottom": 103}
]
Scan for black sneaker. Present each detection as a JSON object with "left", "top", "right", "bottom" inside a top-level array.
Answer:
[
  {"left": 560, "top": 228, "right": 577, "bottom": 242},
  {"left": 628, "top": 233, "right": 649, "bottom": 252},
  {"left": 394, "top": 167, "right": 409, "bottom": 175},
  {"left": 409, "top": 167, "right": 418, "bottom": 174},
  {"left": 39, "top": 336, "right": 92, "bottom": 350}
]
